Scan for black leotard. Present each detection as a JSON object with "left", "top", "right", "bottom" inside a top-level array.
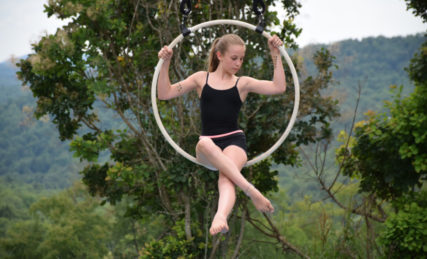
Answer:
[{"left": 200, "top": 73, "right": 242, "bottom": 136}]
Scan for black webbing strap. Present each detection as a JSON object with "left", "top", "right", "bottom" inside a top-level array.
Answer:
[
  {"left": 253, "top": 0, "right": 266, "bottom": 34},
  {"left": 180, "top": 0, "right": 192, "bottom": 36}
]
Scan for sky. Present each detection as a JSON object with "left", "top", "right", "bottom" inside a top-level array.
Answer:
[{"left": 0, "top": 0, "right": 425, "bottom": 63}]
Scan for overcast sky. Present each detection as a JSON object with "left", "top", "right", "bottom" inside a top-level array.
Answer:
[{"left": 0, "top": 0, "right": 425, "bottom": 62}]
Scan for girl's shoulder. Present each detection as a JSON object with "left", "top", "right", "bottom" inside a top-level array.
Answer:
[
  {"left": 237, "top": 76, "right": 255, "bottom": 87},
  {"left": 189, "top": 71, "right": 208, "bottom": 85},
  {"left": 192, "top": 70, "right": 208, "bottom": 78}
]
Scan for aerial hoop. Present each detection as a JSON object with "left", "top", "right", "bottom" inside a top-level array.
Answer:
[{"left": 151, "top": 19, "right": 300, "bottom": 170}]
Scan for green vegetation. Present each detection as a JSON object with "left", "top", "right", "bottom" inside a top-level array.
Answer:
[{"left": 0, "top": 0, "right": 425, "bottom": 258}]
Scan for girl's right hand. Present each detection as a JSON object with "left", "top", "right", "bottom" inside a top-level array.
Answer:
[
  {"left": 158, "top": 46, "right": 173, "bottom": 61},
  {"left": 267, "top": 35, "right": 283, "bottom": 56}
]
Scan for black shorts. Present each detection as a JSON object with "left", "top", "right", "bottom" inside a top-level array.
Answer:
[{"left": 211, "top": 132, "right": 247, "bottom": 154}]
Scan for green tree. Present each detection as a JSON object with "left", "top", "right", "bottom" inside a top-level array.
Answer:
[
  {"left": 16, "top": 0, "right": 339, "bottom": 256},
  {"left": 405, "top": 0, "right": 427, "bottom": 21},
  {"left": 339, "top": 0, "right": 426, "bottom": 202},
  {"left": 379, "top": 191, "right": 427, "bottom": 258},
  {"left": 0, "top": 183, "right": 110, "bottom": 259},
  {"left": 0, "top": 220, "right": 45, "bottom": 259},
  {"left": 335, "top": 1, "right": 426, "bottom": 257}
]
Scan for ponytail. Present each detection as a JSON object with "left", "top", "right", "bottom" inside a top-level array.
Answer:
[
  {"left": 207, "top": 34, "right": 245, "bottom": 72},
  {"left": 207, "top": 38, "right": 221, "bottom": 72}
]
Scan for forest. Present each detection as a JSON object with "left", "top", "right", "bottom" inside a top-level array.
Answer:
[{"left": 0, "top": 0, "right": 426, "bottom": 258}]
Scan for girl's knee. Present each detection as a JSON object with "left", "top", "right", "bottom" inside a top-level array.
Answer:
[{"left": 196, "top": 137, "right": 216, "bottom": 154}]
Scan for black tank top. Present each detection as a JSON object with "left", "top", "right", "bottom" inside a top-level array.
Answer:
[{"left": 200, "top": 73, "right": 242, "bottom": 135}]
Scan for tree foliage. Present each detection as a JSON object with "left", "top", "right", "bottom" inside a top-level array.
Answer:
[
  {"left": 405, "top": 0, "right": 427, "bottom": 22},
  {"left": 0, "top": 183, "right": 110, "bottom": 258},
  {"left": 335, "top": 1, "right": 427, "bottom": 257},
  {"left": 338, "top": 0, "right": 426, "bottom": 202},
  {"left": 379, "top": 191, "right": 427, "bottom": 258}
]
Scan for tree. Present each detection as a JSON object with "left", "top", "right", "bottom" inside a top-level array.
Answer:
[
  {"left": 0, "top": 183, "right": 110, "bottom": 258},
  {"left": 334, "top": 1, "right": 427, "bottom": 257},
  {"left": 379, "top": 191, "right": 427, "bottom": 258},
  {"left": 404, "top": 0, "right": 427, "bottom": 22},
  {"left": 339, "top": 0, "right": 426, "bottom": 202},
  {"left": 17, "top": 0, "right": 339, "bottom": 256}
]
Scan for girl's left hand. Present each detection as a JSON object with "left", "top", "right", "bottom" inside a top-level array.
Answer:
[{"left": 268, "top": 35, "right": 283, "bottom": 55}]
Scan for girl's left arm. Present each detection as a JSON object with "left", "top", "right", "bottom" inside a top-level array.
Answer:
[{"left": 243, "top": 35, "right": 286, "bottom": 95}]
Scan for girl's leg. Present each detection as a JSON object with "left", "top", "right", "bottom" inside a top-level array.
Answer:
[
  {"left": 209, "top": 172, "right": 235, "bottom": 235},
  {"left": 196, "top": 137, "right": 250, "bottom": 191},
  {"left": 196, "top": 138, "right": 274, "bottom": 215},
  {"left": 209, "top": 146, "right": 246, "bottom": 235}
]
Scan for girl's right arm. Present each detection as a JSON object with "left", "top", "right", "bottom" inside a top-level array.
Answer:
[{"left": 157, "top": 46, "right": 202, "bottom": 100}]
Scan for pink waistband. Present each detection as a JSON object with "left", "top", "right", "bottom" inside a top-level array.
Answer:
[{"left": 200, "top": 130, "right": 243, "bottom": 139}]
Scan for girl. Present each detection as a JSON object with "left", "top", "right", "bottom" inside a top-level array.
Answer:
[{"left": 158, "top": 33, "right": 286, "bottom": 235}]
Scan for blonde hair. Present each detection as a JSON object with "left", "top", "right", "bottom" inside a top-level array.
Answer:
[{"left": 207, "top": 34, "right": 245, "bottom": 72}]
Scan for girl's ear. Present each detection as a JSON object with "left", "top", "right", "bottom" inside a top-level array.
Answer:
[{"left": 216, "top": 51, "right": 222, "bottom": 61}]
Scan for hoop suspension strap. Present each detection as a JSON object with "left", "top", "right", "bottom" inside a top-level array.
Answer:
[
  {"left": 253, "top": 0, "right": 265, "bottom": 15},
  {"left": 253, "top": 0, "right": 266, "bottom": 34},
  {"left": 180, "top": 0, "right": 192, "bottom": 36}
]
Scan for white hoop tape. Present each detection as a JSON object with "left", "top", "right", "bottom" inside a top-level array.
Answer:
[{"left": 151, "top": 19, "right": 300, "bottom": 170}]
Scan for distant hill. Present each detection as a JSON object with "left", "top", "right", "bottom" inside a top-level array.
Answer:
[
  {"left": 0, "top": 61, "right": 23, "bottom": 103},
  {"left": 299, "top": 34, "right": 424, "bottom": 123},
  {"left": 0, "top": 58, "right": 80, "bottom": 189},
  {"left": 0, "top": 34, "right": 423, "bottom": 190}
]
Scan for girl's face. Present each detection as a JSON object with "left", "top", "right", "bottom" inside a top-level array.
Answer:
[{"left": 217, "top": 44, "right": 245, "bottom": 74}]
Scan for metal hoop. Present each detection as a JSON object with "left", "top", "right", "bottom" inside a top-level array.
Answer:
[{"left": 151, "top": 19, "right": 300, "bottom": 170}]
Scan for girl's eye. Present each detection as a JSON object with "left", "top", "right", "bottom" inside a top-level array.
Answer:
[{"left": 230, "top": 56, "right": 243, "bottom": 61}]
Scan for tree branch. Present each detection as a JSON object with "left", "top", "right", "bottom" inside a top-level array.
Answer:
[
  {"left": 263, "top": 214, "right": 310, "bottom": 259},
  {"left": 317, "top": 176, "right": 386, "bottom": 222},
  {"left": 180, "top": 191, "right": 193, "bottom": 241},
  {"left": 328, "top": 81, "right": 362, "bottom": 191},
  {"left": 231, "top": 209, "right": 246, "bottom": 259}
]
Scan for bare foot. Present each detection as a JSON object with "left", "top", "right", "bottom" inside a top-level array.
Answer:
[
  {"left": 210, "top": 214, "right": 229, "bottom": 235},
  {"left": 246, "top": 184, "right": 274, "bottom": 213}
]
